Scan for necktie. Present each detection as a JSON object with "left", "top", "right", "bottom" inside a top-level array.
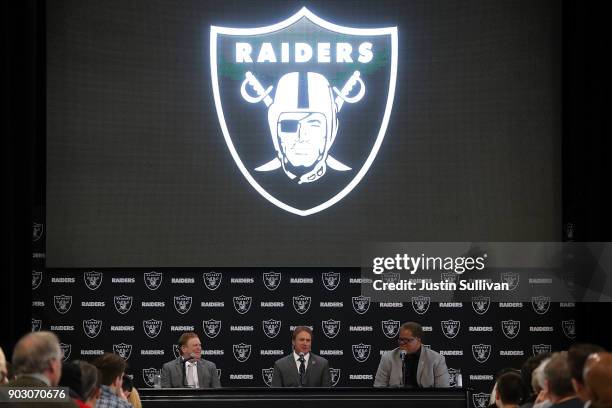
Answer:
[
  {"left": 298, "top": 356, "right": 306, "bottom": 386},
  {"left": 187, "top": 363, "right": 197, "bottom": 388}
]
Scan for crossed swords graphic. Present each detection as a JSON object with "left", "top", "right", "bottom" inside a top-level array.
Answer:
[{"left": 240, "top": 70, "right": 365, "bottom": 173}]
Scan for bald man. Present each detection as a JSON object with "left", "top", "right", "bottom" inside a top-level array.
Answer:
[{"left": 583, "top": 352, "right": 612, "bottom": 408}]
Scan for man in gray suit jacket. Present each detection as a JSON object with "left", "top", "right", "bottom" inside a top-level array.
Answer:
[
  {"left": 374, "top": 322, "right": 450, "bottom": 388},
  {"left": 161, "top": 332, "right": 220, "bottom": 388},
  {"left": 271, "top": 326, "right": 331, "bottom": 387}
]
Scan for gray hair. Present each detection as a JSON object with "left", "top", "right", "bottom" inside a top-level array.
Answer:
[
  {"left": 12, "top": 332, "right": 62, "bottom": 375},
  {"left": 532, "top": 358, "right": 550, "bottom": 393}
]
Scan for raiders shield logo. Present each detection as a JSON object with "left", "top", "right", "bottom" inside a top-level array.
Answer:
[
  {"left": 211, "top": 8, "right": 397, "bottom": 216},
  {"left": 32, "top": 222, "right": 43, "bottom": 242},
  {"left": 233, "top": 295, "right": 253, "bottom": 314},
  {"left": 216, "top": 369, "right": 222, "bottom": 381},
  {"left": 440, "top": 272, "right": 458, "bottom": 285},
  {"left": 441, "top": 320, "right": 460, "bottom": 339},
  {"left": 500, "top": 272, "right": 520, "bottom": 291},
  {"left": 142, "top": 368, "right": 160, "bottom": 388},
  {"left": 501, "top": 320, "right": 521, "bottom": 339},
  {"left": 381, "top": 319, "right": 400, "bottom": 338},
  {"left": 83, "top": 271, "right": 103, "bottom": 290},
  {"left": 471, "top": 296, "right": 490, "bottom": 315},
  {"left": 330, "top": 368, "right": 341, "bottom": 386},
  {"left": 262, "top": 271, "right": 281, "bottom": 291},
  {"left": 448, "top": 368, "right": 461, "bottom": 387},
  {"left": 143, "top": 319, "right": 162, "bottom": 339},
  {"left": 472, "top": 344, "right": 491, "bottom": 363},
  {"left": 31, "top": 318, "right": 42, "bottom": 332},
  {"left": 113, "top": 343, "right": 132, "bottom": 360},
  {"left": 531, "top": 296, "right": 551, "bottom": 315},
  {"left": 83, "top": 319, "right": 102, "bottom": 338},
  {"left": 32, "top": 271, "right": 42, "bottom": 290},
  {"left": 59, "top": 343, "right": 71, "bottom": 361},
  {"left": 473, "top": 393, "right": 491, "bottom": 408},
  {"left": 262, "top": 368, "right": 274, "bottom": 387},
  {"left": 562, "top": 320, "right": 576, "bottom": 339},
  {"left": 173, "top": 295, "right": 193, "bottom": 314},
  {"left": 114, "top": 295, "right": 133, "bottom": 314},
  {"left": 53, "top": 295, "right": 72, "bottom": 314},
  {"left": 321, "top": 272, "right": 340, "bottom": 291},
  {"left": 411, "top": 296, "right": 430, "bottom": 315},
  {"left": 203, "top": 319, "right": 222, "bottom": 338},
  {"left": 144, "top": 271, "right": 163, "bottom": 291},
  {"left": 262, "top": 319, "right": 282, "bottom": 339},
  {"left": 352, "top": 296, "right": 371, "bottom": 314},
  {"left": 293, "top": 295, "right": 312, "bottom": 314},
  {"left": 172, "top": 344, "right": 181, "bottom": 359},
  {"left": 322, "top": 319, "right": 341, "bottom": 339},
  {"left": 233, "top": 343, "right": 252, "bottom": 362},
  {"left": 352, "top": 343, "right": 371, "bottom": 363},
  {"left": 532, "top": 344, "right": 552, "bottom": 356},
  {"left": 203, "top": 271, "right": 222, "bottom": 291},
  {"left": 381, "top": 272, "right": 400, "bottom": 284}
]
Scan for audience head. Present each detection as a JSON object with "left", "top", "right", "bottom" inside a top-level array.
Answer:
[
  {"left": 567, "top": 343, "right": 605, "bottom": 402},
  {"left": 495, "top": 371, "right": 524, "bottom": 407},
  {"left": 544, "top": 352, "right": 576, "bottom": 402},
  {"left": 521, "top": 353, "right": 551, "bottom": 402},
  {"left": 12, "top": 331, "right": 63, "bottom": 386},
  {"left": 58, "top": 360, "right": 99, "bottom": 404},
  {"left": 0, "top": 347, "right": 7, "bottom": 384},
  {"left": 583, "top": 352, "right": 612, "bottom": 408},
  {"left": 92, "top": 353, "right": 126, "bottom": 390}
]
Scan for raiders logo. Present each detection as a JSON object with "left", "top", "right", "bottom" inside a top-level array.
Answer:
[
  {"left": 292, "top": 295, "right": 312, "bottom": 314},
  {"left": 440, "top": 272, "right": 458, "bottom": 285},
  {"left": 262, "top": 271, "right": 281, "bottom": 291},
  {"left": 233, "top": 343, "right": 252, "bottom": 362},
  {"left": 262, "top": 319, "right": 282, "bottom": 339},
  {"left": 59, "top": 343, "right": 71, "bottom": 361},
  {"left": 501, "top": 320, "right": 521, "bottom": 339},
  {"left": 172, "top": 344, "right": 181, "bottom": 359},
  {"left": 500, "top": 272, "right": 520, "bottom": 291},
  {"left": 352, "top": 343, "right": 371, "bottom": 363},
  {"left": 448, "top": 368, "right": 461, "bottom": 388},
  {"left": 32, "top": 271, "right": 42, "bottom": 290},
  {"left": 203, "top": 271, "right": 222, "bottom": 291},
  {"left": 322, "top": 319, "right": 341, "bottom": 339},
  {"left": 114, "top": 295, "right": 133, "bottom": 314},
  {"left": 211, "top": 7, "right": 397, "bottom": 216},
  {"left": 262, "top": 368, "right": 274, "bottom": 387},
  {"left": 330, "top": 368, "right": 341, "bottom": 386},
  {"left": 142, "top": 368, "right": 160, "bottom": 388},
  {"left": 203, "top": 319, "right": 222, "bottom": 339},
  {"left": 473, "top": 393, "right": 491, "bottom": 408},
  {"left": 53, "top": 295, "right": 72, "bottom": 314},
  {"left": 471, "top": 296, "right": 490, "bottom": 315},
  {"left": 381, "top": 272, "right": 400, "bottom": 284},
  {"left": 352, "top": 295, "right": 371, "bottom": 314},
  {"left": 216, "top": 369, "right": 222, "bottom": 381},
  {"left": 411, "top": 296, "right": 430, "bottom": 315},
  {"left": 31, "top": 318, "right": 42, "bottom": 332},
  {"left": 381, "top": 319, "right": 400, "bottom": 339},
  {"left": 562, "top": 320, "right": 576, "bottom": 339},
  {"left": 233, "top": 295, "right": 253, "bottom": 314},
  {"left": 113, "top": 343, "right": 132, "bottom": 361},
  {"left": 472, "top": 344, "right": 491, "bottom": 363},
  {"left": 83, "top": 271, "right": 103, "bottom": 290},
  {"left": 143, "top": 319, "right": 162, "bottom": 339},
  {"left": 83, "top": 319, "right": 102, "bottom": 338},
  {"left": 143, "top": 271, "right": 163, "bottom": 291},
  {"left": 531, "top": 296, "right": 551, "bottom": 315},
  {"left": 321, "top": 272, "right": 340, "bottom": 291},
  {"left": 173, "top": 295, "right": 193, "bottom": 314},
  {"left": 532, "top": 344, "right": 552, "bottom": 356},
  {"left": 32, "top": 222, "right": 43, "bottom": 242},
  {"left": 441, "top": 320, "right": 460, "bottom": 339}
]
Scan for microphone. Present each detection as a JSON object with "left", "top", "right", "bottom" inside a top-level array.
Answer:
[
  {"left": 399, "top": 350, "right": 407, "bottom": 361},
  {"left": 188, "top": 352, "right": 196, "bottom": 362},
  {"left": 399, "top": 350, "right": 407, "bottom": 387},
  {"left": 298, "top": 352, "right": 305, "bottom": 358}
]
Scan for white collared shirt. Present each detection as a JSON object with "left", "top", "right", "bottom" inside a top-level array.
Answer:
[
  {"left": 293, "top": 351, "right": 310, "bottom": 372},
  {"left": 185, "top": 360, "right": 199, "bottom": 388}
]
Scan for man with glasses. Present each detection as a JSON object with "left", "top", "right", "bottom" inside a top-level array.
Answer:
[{"left": 374, "top": 322, "right": 450, "bottom": 388}]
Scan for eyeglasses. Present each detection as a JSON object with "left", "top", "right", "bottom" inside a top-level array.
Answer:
[{"left": 398, "top": 337, "right": 418, "bottom": 344}]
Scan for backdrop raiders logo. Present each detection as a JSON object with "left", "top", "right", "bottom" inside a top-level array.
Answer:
[
  {"left": 262, "top": 319, "right": 282, "bottom": 338},
  {"left": 211, "top": 7, "right": 397, "bottom": 215},
  {"left": 59, "top": 343, "right": 71, "bottom": 361},
  {"left": 114, "top": 295, "right": 133, "bottom": 314},
  {"left": 113, "top": 343, "right": 133, "bottom": 360},
  {"left": 203, "top": 319, "right": 222, "bottom": 338}
]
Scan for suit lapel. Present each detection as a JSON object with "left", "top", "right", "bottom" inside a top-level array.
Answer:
[
  {"left": 196, "top": 360, "right": 206, "bottom": 388},
  {"left": 417, "top": 347, "right": 426, "bottom": 386}
]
